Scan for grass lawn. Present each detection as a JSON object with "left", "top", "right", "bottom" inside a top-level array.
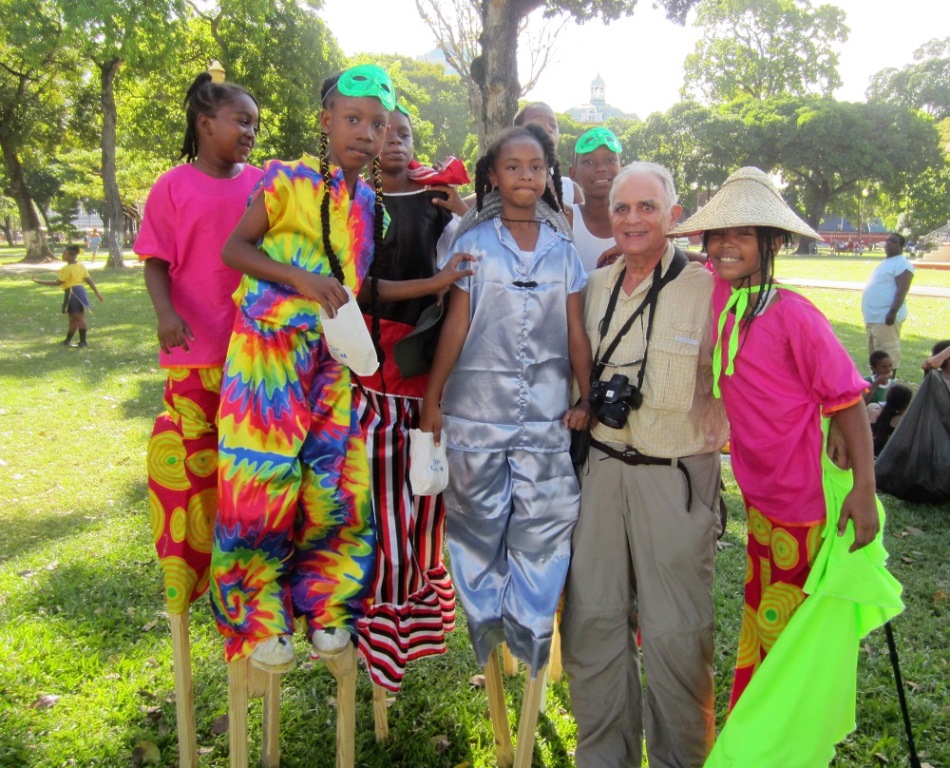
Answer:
[{"left": 0, "top": 253, "right": 948, "bottom": 767}]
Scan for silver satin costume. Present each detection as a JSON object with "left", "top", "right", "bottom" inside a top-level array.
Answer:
[{"left": 440, "top": 213, "right": 586, "bottom": 672}]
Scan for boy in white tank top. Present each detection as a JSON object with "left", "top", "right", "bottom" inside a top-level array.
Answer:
[{"left": 569, "top": 127, "right": 622, "bottom": 272}]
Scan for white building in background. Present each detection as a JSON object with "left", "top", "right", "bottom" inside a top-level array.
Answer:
[
  {"left": 70, "top": 204, "right": 103, "bottom": 232},
  {"left": 566, "top": 74, "right": 633, "bottom": 124}
]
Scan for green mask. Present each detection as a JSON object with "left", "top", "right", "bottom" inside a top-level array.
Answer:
[
  {"left": 332, "top": 64, "right": 396, "bottom": 111},
  {"left": 574, "top": 127, "right": 622, "bottom": 156}
]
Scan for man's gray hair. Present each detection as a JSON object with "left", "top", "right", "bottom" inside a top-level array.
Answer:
[{"left": 609, "top": 161, "right": 679, "bottom": 211}]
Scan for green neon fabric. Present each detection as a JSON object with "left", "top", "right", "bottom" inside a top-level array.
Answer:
[
  {"left": 337, "top": 64, "right": 396, "bottom": 111},
  {"left": 574, "top": 126, "right": 622, "bottom": 155},
  {"left": 704, "top": 419, "right": 904, "bottom": 768}
]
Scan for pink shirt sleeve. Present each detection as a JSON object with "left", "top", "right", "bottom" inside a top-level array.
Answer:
[{"left": 134, "top": 171, "right": 177, "bottom": 266}]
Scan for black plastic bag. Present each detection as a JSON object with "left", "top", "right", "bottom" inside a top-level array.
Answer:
[{"left": 875, "top": 371, "right": 950, "bottom": 504}]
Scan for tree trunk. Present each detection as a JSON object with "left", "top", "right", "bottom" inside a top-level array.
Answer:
[
  {"left": 2, "top": 215, "right": 14, "bottom": 247},
  {"left": 478, "top": 0, "right": 528, "bottom": 147},
  {"left": 0, "top": 132, "right": 52, "bottom": 262},
  {"left": 99, "top": 57, "right": 125, "bottom": 268},
  {"left": 799, "top": 184, "right": 831, "bottom": 254}
]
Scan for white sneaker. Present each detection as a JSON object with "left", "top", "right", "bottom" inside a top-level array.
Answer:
[
  {"left": 250, "top": 635, "right": 296, "bottom": 674},
  {"left": 312, "top": 628, "right": 351, "bottom": 656}
]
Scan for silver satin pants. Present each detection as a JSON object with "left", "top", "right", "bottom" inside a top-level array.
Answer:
[{"left": 443, "top": 447, "right": 580, "bottom": 672}]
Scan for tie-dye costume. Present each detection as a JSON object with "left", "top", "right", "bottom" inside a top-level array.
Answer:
[
  {"left": 711, "top": 278, "right": 868, "bottom": 705},
  {"left": 211, "top": 156, "right": 378, "bottom": 662},
  {"left": 134, "top": 163, "right": 264, "bottom": 614}
]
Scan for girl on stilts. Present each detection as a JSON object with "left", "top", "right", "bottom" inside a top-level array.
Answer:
[
  {"left": 352, "top": 103, "right": 470, "bottom": 693},
  {"left": 669, "top": 167, "right": 902, "bottom": 766},
  {"left": 420, "top": 122, "right": 592, "bottom": 683}
]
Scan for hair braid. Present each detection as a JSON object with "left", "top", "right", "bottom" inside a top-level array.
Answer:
[
  {"left": 318, "top": 131, "right": 345, "bottom": 284},
  {"left": 473, "top": 155, "right": 493, "bottom": 212},
  {"left": 369, "top": 156, "right": 386, "bottom": 389}
]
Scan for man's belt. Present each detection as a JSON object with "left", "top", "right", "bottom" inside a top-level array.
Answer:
[{"left": 589, "top": 437, "right": 693, "bottom": 510}]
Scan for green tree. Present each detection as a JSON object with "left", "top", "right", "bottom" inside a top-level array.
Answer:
[
  {"left": 191, "top": 0, "right": 344, "bottom": 160},
  {"left": 735, "top": 96, "right": 941, "bottom": 252},
  {"left": 62, "top": 0, "right": 187, "bottom": 267},
  {"left": 0, "top": 0, "right": 77, "bottom": 262},
  {"left": 638, "top": 101, "right": 747, "bottom": 213},
  {"left": 867, "top": 37, "right": 950, "bottom": 122},
  {"left": 682, "top": 0, "right": 847, "bottom": 104}
]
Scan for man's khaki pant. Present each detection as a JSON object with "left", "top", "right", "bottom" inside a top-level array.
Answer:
[
  {"left": 866, "top": 320, "right": 904, "bottom": 370},
  {"left": 562, "top": 445, "right": 720, "bottom": 768}
]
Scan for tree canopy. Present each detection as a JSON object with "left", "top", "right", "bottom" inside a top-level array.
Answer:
[
  {"left": 867, "top": 36, "right": 950, "bottom": 122},
  {"left": 682, "top": 0, "right": 848, "bottom": 103}
]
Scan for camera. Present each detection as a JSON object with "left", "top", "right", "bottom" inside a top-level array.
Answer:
[{"left": 588, "top": 373, "right": 643, "bottom": 429}]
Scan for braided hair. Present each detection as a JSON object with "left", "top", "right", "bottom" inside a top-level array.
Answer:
[
  {"left": 179, "top": 72, "right": 259, "bottom": 162},
  {"left": 317, "top": 72, "right": 388, "bottom": 377},
  {"left": 472, "top": 124, "right": 563, "bottom": 213}
]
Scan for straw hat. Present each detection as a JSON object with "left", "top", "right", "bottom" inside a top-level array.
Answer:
[{"left": 669, "top": 167, "right": 820, "bottom": 241}]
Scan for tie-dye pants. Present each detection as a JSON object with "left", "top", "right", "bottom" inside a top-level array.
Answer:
[
  {"left": 147, "top": 367, "right": 222, "bottom": 614},
  {"left": 211, "top": 313, "right": 375, "bottom": 662}
]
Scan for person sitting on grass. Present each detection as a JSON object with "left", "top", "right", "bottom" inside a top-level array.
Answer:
[
  {"left": 32, "top": 244, "right": 103, "bottom": 348},
  {"left": 863, "top": 350, "right": 894, "bottom": 406}
]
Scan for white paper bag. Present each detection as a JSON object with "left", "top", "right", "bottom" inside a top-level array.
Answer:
[
  {"left": 318, "top": 286, "right": 379, "bottom": 376},
  {"left": 409, "top": 429, "right": 449, "bottom": 496}
]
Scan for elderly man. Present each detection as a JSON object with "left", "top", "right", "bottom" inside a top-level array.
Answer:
[{"left": 561, "top": 161, "right": 728, "bottom": 768}]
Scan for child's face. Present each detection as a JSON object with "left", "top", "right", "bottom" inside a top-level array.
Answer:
[
  {"left": 521, "top": 105, "right": 559, "bottom": 145},
  {"left": 570, "top": 146, "right": 620, "bottom": 200},
  {"left": 198, "top": 93, "right": 259, "bottom": 166},
  {"left": 61, "top": 250, "right": 78, "bottom": 263},
  {"left": 379, "top": 110, "right": 413, "bottom": 175},
  {"left": 321, "top": 95, "right": 390, "bottom": 173},
  {"left": 489, "top": 137, "right": 547, "bottom": 213},
  {"left": 706, "top": 227, "right": 773, "bottom": 288},
  {"left": 872, "top": 357, "right": 894, "bottom": 378}
]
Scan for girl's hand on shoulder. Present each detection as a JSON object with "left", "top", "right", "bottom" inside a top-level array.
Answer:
[
  {"left": 434, "top": 252, "right": 476, "bottom": 294},
  {"left": 294, "top": 272, "right": 348, "bottom": 318},
  {"left": 430, "top": 185, "right": 470, "bottom": 217},
  {"left": 419, "top": 399, "right": 443, "bottom": 446},
  {"left": 156, "top": 310, "right": 193, "bottom": 354},
  {"left": 597, "top": 244, "right": 623, "bottom": 268},
  {"left": 838, "top": 485, "right": 880, "bottom": 552},
  {"left": 562, "top": 401, "right": 591, "bottom": 431}
]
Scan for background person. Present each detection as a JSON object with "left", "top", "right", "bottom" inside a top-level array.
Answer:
[
  {"left": 861, "top": 232, "right": 913, "bottom": 372},
  {"left": 32, "top": 244, "right": 103, "bottom": 347}
]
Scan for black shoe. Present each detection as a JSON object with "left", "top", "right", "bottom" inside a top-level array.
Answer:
[
  {"left": 77, "top": 341, "right": 88, "bottom": 348},
  {"left": 62, "top": 340, "right": 76, "bottom": 347}
]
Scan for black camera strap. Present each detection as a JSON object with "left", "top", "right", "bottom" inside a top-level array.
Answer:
[{"left": 593, "top": 248, "right": 689, "bottom": 391}]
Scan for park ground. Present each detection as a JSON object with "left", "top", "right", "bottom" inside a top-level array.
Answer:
[{"left": 0, "top": 246, "right": 948, "bottom": 767}]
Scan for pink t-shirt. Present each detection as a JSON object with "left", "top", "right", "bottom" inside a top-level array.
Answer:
[
  {"left": 134, "top": 163, "right": 264, "bottom": 367},
  {"left": 713, "top": 278, "right": 866, "bottom": 525}
]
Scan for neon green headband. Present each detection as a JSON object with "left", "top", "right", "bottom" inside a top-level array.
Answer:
[
  {"left": 574, "top": 127, "right": 622, "bottom": 155},
  {"left": 329, "top": 64, "right": 396, "bottom": 111}
]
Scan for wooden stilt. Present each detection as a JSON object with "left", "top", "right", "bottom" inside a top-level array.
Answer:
[
  {"left": 372, "top": 683, "right": 390, "bottom": 742},
  {"left": 501, "top": 643, "right": 519, "bottom": 677},
  {"left": 322, "top": 644, "right": 357, "bottom": 768},
  {"left": 227, "top": 659, "right": 250, "bottom": 768},
  {"left": 251, "top": 666, "right": 281, "bottom": 768},
  {"left": 513, "top": 665, "right": 547, "bottom": 768},
  {"left": 548, "top": 621, "right": 563, "bottom": 683},
  {"left": 168, "top": 613, "right": 199, "bottom": 768},
  {"left": 484, "top": 650, "right": 514, "bottom": 768},
  {"left": 228, "top": 657, "right": 283, "bottom": 768}
]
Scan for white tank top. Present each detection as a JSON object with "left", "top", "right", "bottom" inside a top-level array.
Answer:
[
  {"left": 571, "top": 204, "right": 615, "bottom": 273},
  {"left": 560, "top": 176, "right": 575, "bottom": 207}
]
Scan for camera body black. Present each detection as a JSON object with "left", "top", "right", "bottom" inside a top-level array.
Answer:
[{"left": 588, "top": 373, "right": 643, "bottom": 429}]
